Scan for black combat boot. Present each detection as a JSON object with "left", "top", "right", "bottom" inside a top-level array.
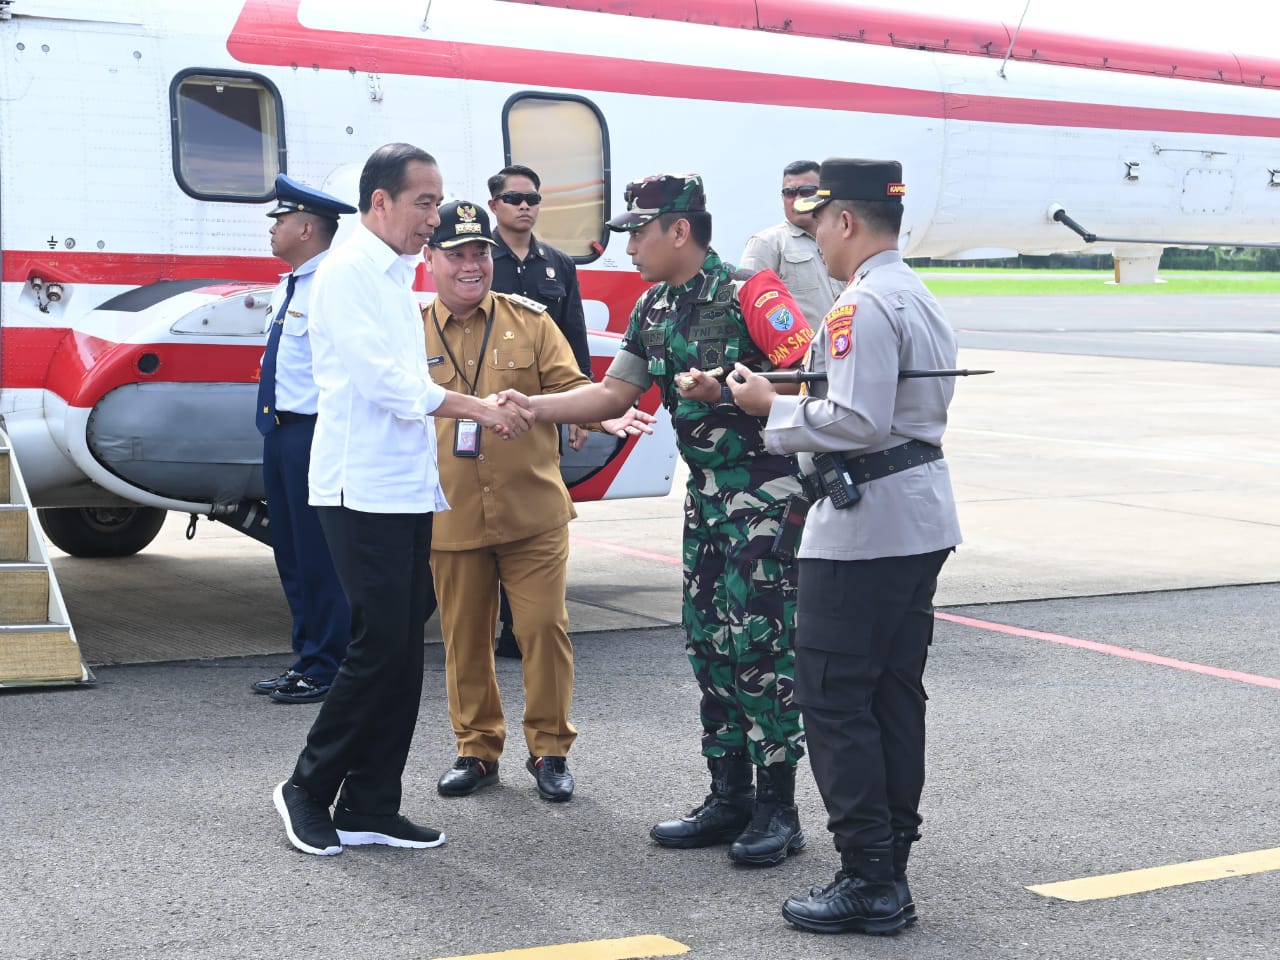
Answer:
[
  {"left": 650, "top": 755, "right": 754, "bottom": 848},
  {"left": 782, "top": 841, "right": 906, "bottom": 936},
  {"left": 727, "top": 764, "right": 805, "bottom": 866},
  {"left": 893, "top": 829, "right": 921, "bottom": 926}
]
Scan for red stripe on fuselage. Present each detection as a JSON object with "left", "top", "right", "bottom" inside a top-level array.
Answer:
[
  {"left": 225, "top": 0, "right": 1280, "bottom": 138},
  {"left": 504, "top": 0, "right": 1280, "bottom": 88}
]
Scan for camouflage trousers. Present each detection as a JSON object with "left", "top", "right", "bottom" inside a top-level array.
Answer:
[{"left": 681, "top": 496, "right": 805, "bottom": 769}]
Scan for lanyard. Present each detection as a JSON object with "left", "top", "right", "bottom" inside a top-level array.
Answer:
[{"left": 431, "top": 303, "right": 494, "bottom": 397}]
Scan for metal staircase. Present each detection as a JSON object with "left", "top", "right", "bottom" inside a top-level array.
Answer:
[{"left": 0, "top": 430, "right": 91, "bottom": 687}]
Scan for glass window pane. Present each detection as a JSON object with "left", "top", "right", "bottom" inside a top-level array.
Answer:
[
  {"left": 506, "top": 97, "right": 606, "bottom": 260},
  {"left": 173, "top": 74, "right": 280, "bottom": 199}
]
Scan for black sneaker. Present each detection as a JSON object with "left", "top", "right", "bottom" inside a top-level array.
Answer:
[
  {"left": 526, "top": 755, "right": 574, "bottom": 802},
  {"left": 270, "top": 675, "right": 331, "bottom": 704},
  {"left": 273, "top": 780, "right": 341, "bottom": 856},
  {"left": 332, "top": 809, "right": 446, "bottom": 849},
  {"left": 252, "top": 670, "right": 299, "bottom": 695},
  {"left": 437, "top": 757, "right": 500, "bottom": 797}
]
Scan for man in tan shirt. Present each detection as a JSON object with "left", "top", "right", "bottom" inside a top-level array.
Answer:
[{"left": 423, "top": 200, "right": 643, "bottom": 802}]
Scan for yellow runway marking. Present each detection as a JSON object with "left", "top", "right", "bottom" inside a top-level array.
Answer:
[
  {"left": 1028, "top": 846, "right": 1280, "bottom": 901},
  {"left": 433, "top": 934, "right": 689, "bottom": 960}
]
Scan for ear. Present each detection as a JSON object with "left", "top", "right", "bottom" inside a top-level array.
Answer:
[
  {"left": 839, "top": 207, "right": 858, "bottom": 241},
  {"left": 487, "top": 198, "right": 500, "bottom": 215},
  {"left": 424, "top": 250, "right": 436, "bottom": 275},
  {"left": 670, "top": 217, "right": 691, "bottom": 248}
]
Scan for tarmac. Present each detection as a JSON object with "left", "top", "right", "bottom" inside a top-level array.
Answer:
[{"left": 2, "top": 293, "right": 1278, "bottom": 959}]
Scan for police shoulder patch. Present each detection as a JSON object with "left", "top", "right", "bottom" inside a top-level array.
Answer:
[
  {"left": 825, "top": 303, "right": 855, "bottom": 360},
  {"left": 504, "top": 293, "right": 547, "bottom": 314}
]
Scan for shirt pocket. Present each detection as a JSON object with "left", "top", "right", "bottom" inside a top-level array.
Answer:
[
  {"left": 282, "top": 309, "right": 309, "bottom": 337},
  {"left": 782, "top": 250, "right": 822, "bottom": 297},
  {"left": 535, "top": 278, "right": 566, "bottom": 304},
  {"left": 428, "top": 358, "right": 460, "bottom": 389},
  {"left": 492, "top": 345, "right": 539, "bottom": 393}
]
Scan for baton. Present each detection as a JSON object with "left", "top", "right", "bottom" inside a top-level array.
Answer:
[{"left": 751, "top": 368, "right": 994, "bottom": 384}]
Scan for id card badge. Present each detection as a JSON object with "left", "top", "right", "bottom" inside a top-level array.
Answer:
[{"left": 453, "top": 419, "right": 480, "bottom": 457}]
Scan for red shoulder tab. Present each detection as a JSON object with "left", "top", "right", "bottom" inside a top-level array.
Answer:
[{"left": 738, "top": 269, "right": 814, "bottom": 369}]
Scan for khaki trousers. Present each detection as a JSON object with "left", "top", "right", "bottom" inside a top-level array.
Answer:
[{"left": 431, "top": 525, "right": 576, "bottom": 760}]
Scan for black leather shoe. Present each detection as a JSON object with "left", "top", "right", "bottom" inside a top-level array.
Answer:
[
  {"left": 494, "top": 628, "right": 522, "bottom": 659},
  {"left": 526, "top": 755, "right": 574, "bottom": 801},
  {"left": 269, "top": 675, "right": 330, "bottom": 704},
  {"left": 252, "top": 670, "right": 299, "bottom": 695},
  {"left": 437, "top": 757, "right": 500, "bottom": 797}
]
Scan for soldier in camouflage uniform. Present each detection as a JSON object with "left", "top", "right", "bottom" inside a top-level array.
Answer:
[{"left": 507, "top": 174, "right": 815, "bottom": 867}]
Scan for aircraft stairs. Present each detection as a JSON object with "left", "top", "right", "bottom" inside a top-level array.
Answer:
[{"left": 0, "top": 429, "right": 92, "bottom": 688}]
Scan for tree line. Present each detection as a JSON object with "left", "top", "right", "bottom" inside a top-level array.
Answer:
[{"left": 907, "top": 247, "right": 1280, "bottom": 271}]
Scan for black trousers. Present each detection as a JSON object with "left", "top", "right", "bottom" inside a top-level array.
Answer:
[
  {"left": 291, "top": 507, "right": 436, "bottom": 815},
  {"left": 794, "top": 549, "right": 951, "bottom": 852}
]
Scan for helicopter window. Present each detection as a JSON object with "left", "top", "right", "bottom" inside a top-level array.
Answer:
[
  {"left": 501, "top": 93, "right": 609, "bottom": 263},
  {"left": 170, "top": 70, "right": 284, "bottom": 202}
]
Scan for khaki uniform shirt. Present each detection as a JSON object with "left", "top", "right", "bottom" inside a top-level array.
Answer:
[
  {"left": 763, "top": 250, "right": 963, "bottom": 560},
  {"left": 424, "top": 292, "right": 589, "bottom": 551},
  {"left": 739, "top": 222, "right": 844, "bottom": 330}
]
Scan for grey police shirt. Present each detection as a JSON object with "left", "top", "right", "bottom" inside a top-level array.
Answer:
[{"left": 762, "top": 249, "right": 963, "bottom": 561}]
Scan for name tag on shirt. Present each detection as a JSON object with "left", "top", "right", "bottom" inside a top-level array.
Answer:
[{"left": 428, "top": 355, "right": 446, "bottom": 366}]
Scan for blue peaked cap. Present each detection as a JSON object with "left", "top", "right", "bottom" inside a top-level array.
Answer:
[{"left": 266, "top": 174, "right": 357, "bottom": 220}]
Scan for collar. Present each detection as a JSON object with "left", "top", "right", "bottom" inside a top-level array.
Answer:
[
  {"left": 663, "top": 248, "right": 723, "bottom": 303},
  {"left": 493, "top": 229, "right": 542, "bottom": 262},
  {"left": 785, "top": 221, "right": 814, "bottom": 240},
  {"left": 351, "top": 222, "right": 421, "bottom": 279},
  {"left": 853, "top": 249, "right": 904, "bottom": 282},
  {"left": 431, "top": 291, "right": 494, "bottom": 327},
  {"left": 282, "top": 249, "right": 330, "bottom": 280}
]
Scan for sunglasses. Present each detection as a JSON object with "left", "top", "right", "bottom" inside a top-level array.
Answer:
[
  {"left": 497, "top": 191, "right": 542, "bottom": 206},
  {"left": 781, "top": 185, "right": 820, "bottom": 198}
]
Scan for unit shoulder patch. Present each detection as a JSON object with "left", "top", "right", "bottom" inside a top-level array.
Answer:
[{"left": 825, "top": 303, "right": 855, "bottom": 360}]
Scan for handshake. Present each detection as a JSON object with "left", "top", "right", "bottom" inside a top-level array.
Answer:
[{"left": 468, "top": 389, "right": 658, "bottom": 444}]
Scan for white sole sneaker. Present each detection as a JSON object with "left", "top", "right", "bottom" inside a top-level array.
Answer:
[
  {"left": 274, "top": 781, "right": 342, "bottom": 856},
  {"left": 336, "top": 829, "right": 446, "bottom": 849}
]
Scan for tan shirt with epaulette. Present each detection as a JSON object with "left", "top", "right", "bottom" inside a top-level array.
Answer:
[{"left": 424, "top": 291, "right": 590, "bottom": 551}]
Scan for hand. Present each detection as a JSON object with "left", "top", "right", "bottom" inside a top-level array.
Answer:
[
  {"left": 567, "top": 424, "right": 589, "bottom": 451},
  {"left": 674, "top": 366, "right": 723, "bottom": 404},
  {"left": 476, "top": 394, "right": 533, "bottom": 440},
  {"left": 600, "top": 406, "right": 656, "bottom": 439},
  {"left": 496, "top": 388, "right": 532, "bottom": 412},
  {"left": 726, "top": 362, "right": 776, "bottom": 417}
]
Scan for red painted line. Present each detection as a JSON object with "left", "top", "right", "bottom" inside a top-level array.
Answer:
[
  {"left": 227, "top": 0, "right": 1280, "bottom": 138},
  {"left": 557, "top": 543, "right": 1280, "bottom": 689},
  {"left": 569, "top": 534, "right": 683, "bottom": 566},
  {"left": 936, "top": 611, "right": 1280, "bottom": 690}
]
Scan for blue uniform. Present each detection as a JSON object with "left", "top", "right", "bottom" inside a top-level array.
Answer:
[{"left": 260, "top": 251, "right": 350, "bottom": 684}]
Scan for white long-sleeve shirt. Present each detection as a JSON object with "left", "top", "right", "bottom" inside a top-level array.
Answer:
[{"left": 306, "top": 222, "right": 450, "bottom": 514}]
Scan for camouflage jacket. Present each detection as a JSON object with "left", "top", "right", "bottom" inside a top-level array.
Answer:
[{"left": 611, "top": 249, "right": 810, "bottom": 520}]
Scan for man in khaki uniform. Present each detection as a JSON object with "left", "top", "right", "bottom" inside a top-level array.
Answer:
[{"left": 423, "top": 200, "right": 643, "bottom": 803}]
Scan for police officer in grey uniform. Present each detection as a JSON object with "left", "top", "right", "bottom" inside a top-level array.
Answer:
[{"left": 729, "top": 158, "right": 962, "bottom": 936}]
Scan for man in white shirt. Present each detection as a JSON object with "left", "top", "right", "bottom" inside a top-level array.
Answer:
[
  {"left": 273, "top": 143, "right": 533, "bottom": 858},
  {"left": 739, "top": 161, "right": 845, "bottom": 328}
]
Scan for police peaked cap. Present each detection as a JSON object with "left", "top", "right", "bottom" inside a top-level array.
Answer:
[{"left": 794, "top": 159, "right": 905, "bottom": 213}]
